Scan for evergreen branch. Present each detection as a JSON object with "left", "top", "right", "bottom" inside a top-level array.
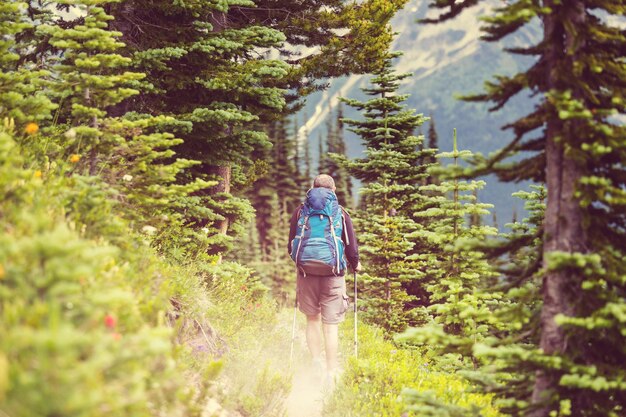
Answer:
[{"left": 419, "top": 0, "right": 481, "bottom": 24}]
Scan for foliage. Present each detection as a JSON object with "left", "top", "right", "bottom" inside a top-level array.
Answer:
[
  {"left": 422, "top": 0, "right": 626, "bottom": 414},
  {"left": 0, "top": 128, "right": 220, "bottom": 416},
  {"left": 324, "top": 320, "right": 501, "bottom": 417},
  {"left": 0, "top": 1, "right": 56, "bottom": 125}
]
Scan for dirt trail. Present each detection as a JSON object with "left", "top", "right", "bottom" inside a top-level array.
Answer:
[{"left": 284, "top": 360, "right": 326, "bottom": 417}]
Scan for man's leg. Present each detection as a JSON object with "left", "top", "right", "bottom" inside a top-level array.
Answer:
[
  {"left": 322, "top": 322, "right": 339, "bottom": 372},
  {"left": 306, "top": 314, "right": 323, "bottom": 360}
]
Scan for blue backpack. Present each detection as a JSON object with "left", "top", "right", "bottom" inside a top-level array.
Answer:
[{"left": 290, "top": 187, "right": 347, "bottom": 277}]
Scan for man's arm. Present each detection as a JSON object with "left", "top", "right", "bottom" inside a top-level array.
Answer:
[
  {"left": 341, "top": 209, "right": 360, "bottom": 271},
  {"left": 287, "top": 206, "right": 301, "bottom": 255}
]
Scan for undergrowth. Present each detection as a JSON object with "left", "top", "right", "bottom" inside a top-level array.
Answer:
[{"left": 326, "top": 318, "right": 501, "bottom": 417}]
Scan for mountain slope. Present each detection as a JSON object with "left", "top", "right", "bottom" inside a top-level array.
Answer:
[{"left": 297, "top": 0, "right": 541, "bottom": 225}]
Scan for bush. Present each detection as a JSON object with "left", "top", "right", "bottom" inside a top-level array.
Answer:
[{"left": 0, "top": 129, "right": 221, "bottom": 416}]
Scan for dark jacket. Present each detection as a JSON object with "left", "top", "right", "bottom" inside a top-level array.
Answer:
[{"left": 287, "top": 203, "right": 359, "bottom": 273}]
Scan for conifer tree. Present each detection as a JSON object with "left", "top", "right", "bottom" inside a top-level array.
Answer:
[
  {"left": 206, "top": 0, "right": 408, "bottom": 93},
  {"left": 105, "top": 0, "right": 407, "bottom": 255},
  {"left": 0, "top": 2, "right": 55, "bottom": 125},
  {"left": 39, "top": 2, "right": 144, "bottom": 173},
  {"left": 302, "top": 124, "right": 313, "bottom": 192},
  {"left": 324, "top": 104, "right": 353, "bottom": 207},
  {"left": 30, "top": 0, "right": 214, "bottom": 259},
  {"left": 402, "top": 130, "right": 499, "bottom": 363},
  {"left": 425, "top": 115, "right": 440, "bottom": 184},
  {"left": 102, "top": 0, "right": 290, "bottom": 255},
  {"left": 467, "top": 186, "right": 546, "bottom": 416},
  {"left": 317, "top": 133, "right": 326, "bottom": 174},
  {"left": 338, "top": 52, "right": 435, "bottom": 334},
  {"left": 422, "top": 1, "right": 626, "bottom": 414},
  {"left": 271, "top": 117, "right": 301, "bottom": 219}
]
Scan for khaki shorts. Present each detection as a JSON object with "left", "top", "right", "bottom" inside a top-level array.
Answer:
[{"left": 297, "top": 271, "right": 350, "bottom": 324}]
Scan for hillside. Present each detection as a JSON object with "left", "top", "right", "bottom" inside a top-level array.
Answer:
[{"left": 297, "top": 0, "right": 541, "bottom": 224}]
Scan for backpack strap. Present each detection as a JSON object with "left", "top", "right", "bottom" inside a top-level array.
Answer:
[{"left": 340, "top": 207, "right": 349, "bottom": 246}]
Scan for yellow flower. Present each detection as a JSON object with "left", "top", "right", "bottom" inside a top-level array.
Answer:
[
  {"left": 34, "top": 170, "right": 42, "bottom": 178},
  {"left": 24, "top": 122, "right": 39, "bottom": 135},
  {"left": 69, "top": 154, "right": 81, "bottom": 163}
]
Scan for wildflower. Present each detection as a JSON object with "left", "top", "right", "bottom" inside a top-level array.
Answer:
[
  {"left": 34, "top": 170, "right": 42, "bottom": 178},
  {"left": 69, "top": 154, "right": 81, "bottom": 163},
  {"left": 0, "top": 264, "right": 5, "bottom": 280},
  {"left": 24, "top": 122, "right": 39, "bottom": 135},
  {"left": 142, "top": 225, "right": 157, "bottom": 235},
  {"left": 122, "top": 174, "right": 133, "bottom": 182},
  {"left": 64, "top": 128, "right": 76, "bottom": 139},
  {"left": 104, "top": 314, "right": 117, "bottom": 328}
]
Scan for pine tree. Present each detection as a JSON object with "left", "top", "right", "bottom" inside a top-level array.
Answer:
[
  {"left": 317, "top": 132, "right": 326, "bottom": 174},
  {"left": 338, "top": 51, "right": 435, "bottom": 334},
  {"left": 271, "top": 117, "right": 300, "bottom": 219},
  {"left": 105, "top": 0, "right": 408, "bottom": 255},
  {"left": 102, "top": 0, "right": 289, "bottom": 255},
  {"left": 468, "top": 186, "right": 546, "bottom": 416},
  {"left": 0, "top": 2, "right": 56, "bottom": 125},
  {"left": 39, "top": 2, "right": 144, "bottom": 174},
  {"left": 302, "top": 123, "right": 313, "bottom": 192},
  {"left": 324, "top": 104, "right": 353, "bottom": 207},
  {"left": 425, "top": 115, "right": 440, "bottom": 184},
  {"left": 402, "top": 129, "right": 499, "bottom": 365},
  {"left": 422, "top": 1, "right": 626, "bottom": 414},
  {"left": 30, "top": 0, "right": 214, "bottom": 260}
]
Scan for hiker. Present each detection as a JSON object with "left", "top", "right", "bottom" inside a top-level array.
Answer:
[{"left": 288, "top": 174, "right": 361, "bottom": 384}]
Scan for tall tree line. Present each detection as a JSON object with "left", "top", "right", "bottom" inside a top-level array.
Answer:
[{"left": 421, "top": 1, "right": 626, "bottom": 415}]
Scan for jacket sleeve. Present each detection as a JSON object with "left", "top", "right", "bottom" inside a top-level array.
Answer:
[
  {"left": 287, "top": 206, "right": 301, "bottom": 255},
  {"left": 341, "top": 209, "right": 359, "bottom": 270}
]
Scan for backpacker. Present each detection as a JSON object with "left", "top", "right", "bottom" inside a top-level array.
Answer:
[{"left": 290, "top": 187, "right": 347, "bottom": 276}]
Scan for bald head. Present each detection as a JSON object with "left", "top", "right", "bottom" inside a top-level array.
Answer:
[{"left": 313, "top": 174, "right": 336, "bottom": 190}]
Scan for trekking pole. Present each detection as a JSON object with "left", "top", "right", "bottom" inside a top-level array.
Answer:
[
  {"left": 353, "top": 270, "right": 358, "bottom": 359},
  {"left": 289, "top": 291, "right": 298, "bottom": 367}
]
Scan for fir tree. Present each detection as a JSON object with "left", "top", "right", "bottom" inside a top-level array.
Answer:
[
  {"left": 325, "top": 104, "right": 353, "bottom": 207},
  {"left": 422, "top": 1, "right": 626, "bottom": 414},
  {"left": 39, "top": 1, "right": 144, "bottom": 174},
  {"left": 338, "top": 51, "right": 435, "bottom": 334},
  {"left": 271, "top": 117, "right": 300, "bottom": 219},
  {"left": 213, "top": 0, "right": 409, "bottom": 93},
  {"left": 424, "top": 114, "right": 440, "bottom": 184},
  {"left": 468, "top": 186, "right": 546, "bottom": 416},
  {"left": 317, "top": 132, "right": 326, "bottom": 174},
  {"left": 402, "top": 129, "right": 499, "bottom": 365},
  {"left": 0, "top": 1, "right": 55, "bottom": 125},
  {"left": 103, "top": 0, "right": 290, "bottom": 255},
  {"left": 302, "top": 123, "right": 313, "bottom": 191},
  {"left": 31, "top": 0, "right": 214, "bottom": 259}
]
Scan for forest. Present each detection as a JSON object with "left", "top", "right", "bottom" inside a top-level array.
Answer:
[{"left": 0, "top": 0, "right": 624, "bottom": 416}]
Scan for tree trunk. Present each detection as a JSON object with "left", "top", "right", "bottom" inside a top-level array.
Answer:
[
  {"left": 214, "top": 164, "right": 231, "bottom": 236},
  {"left": 530, "top": 2, "right": 587, "bottom": 414}
]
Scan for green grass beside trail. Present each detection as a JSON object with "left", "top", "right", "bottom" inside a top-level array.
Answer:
[{"left": 325, "top": 317, "right": 501, "bottom": 417}]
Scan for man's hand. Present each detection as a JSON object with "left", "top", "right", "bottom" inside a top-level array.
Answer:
[{"left": 354, "top": 261, "right": 362, "bottom": 272}]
